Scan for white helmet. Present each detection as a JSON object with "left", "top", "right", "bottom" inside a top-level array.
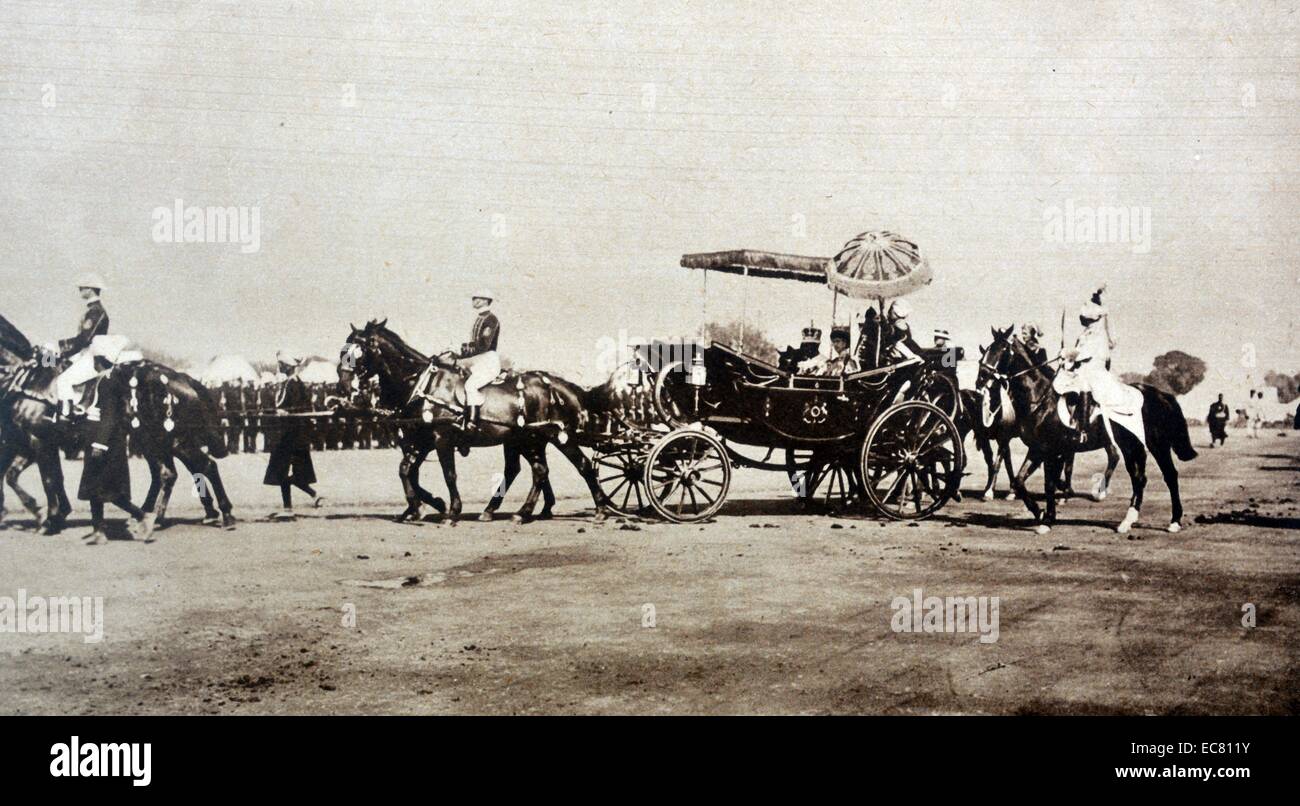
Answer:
[
  {"left": 888, "top": 299, "right": 912, "bottom": 320},
  {"left": 471, "top": 289, "right": 494, "bottom": 302},
  {"left": 76, "top": 272, "right": 106, "bottom": 291}
]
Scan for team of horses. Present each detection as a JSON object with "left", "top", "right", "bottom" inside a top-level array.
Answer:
[{"left": 0, "top": 314, "right": 1196, "bottom": 537}]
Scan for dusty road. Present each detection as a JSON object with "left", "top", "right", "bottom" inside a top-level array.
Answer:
[{"left": 1, "top": 429, "right": 1296, "bottom": 715}]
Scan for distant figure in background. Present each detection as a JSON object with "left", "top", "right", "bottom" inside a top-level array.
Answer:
[
  {"left": 223, "top": 381, "right": 243, "bottom": 454},
  {"left": 263, "top": 351, "right": 322, "bottom": 519},
  {"left": 241, "top": 379, "right": 259, "bottom": 452},
  {"left": 932, "top": 328, "right": 951, "bottom": 350},
  {"left": 1294, "top": 400, "right": 1300, "bottom": 430},
  {"left": 1207, "top": 393, "right": 1230, "bottom": 447},
  {"left": 1244, "top": 390, "right": 1261, "bottom": 439},
  {"left": 258, "top": 378, "right": 278, "bottom": 453}
]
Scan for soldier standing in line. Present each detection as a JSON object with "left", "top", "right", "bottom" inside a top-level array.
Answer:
[
  {"left": 224, "top": 381, "right": 243, "bottom": 454},
  {"left": 242, "top": 379, "right": 259, "bottom": 452}
]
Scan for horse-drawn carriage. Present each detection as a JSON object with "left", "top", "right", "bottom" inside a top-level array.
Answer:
[{"left": 578, "top": 233, "right": 965, "bottom": 523}]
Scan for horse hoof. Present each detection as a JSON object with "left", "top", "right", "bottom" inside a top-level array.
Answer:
[
  {"left": 1116, "top": 506, "right": 1139, "bottom": 534},
  {"left": 1093, "top": 491, "right": 1108, "bottom": 502},
  {"left": 431, "top": 498, "right": 447, "bottom": 514},
  {"left": 952, "top": 490, "right": 963, "bottom": 503},
  {"left": 1035, "top": 524, "right": 1051, "bottom": 535},
  {"left": 536, "top": 510, "right": 554, "bottom": 521},
  {"left": 1006, "top": 492, "right": 1017, "bottom": 501},
  {"left": 510, "top": 514, "right": 526, "bottom": 525},
  {"left": 394, "top": 510, "right": 418, "bottom": 523},
  {"left": 1167, "top": 522, "right": 1182, "bottom": 534},
  {"left": 222, "top": 514, "right": 237, "bottom": 531},
  {"left": 981, "top": 490, "right": 995, "bottom": 502},
  {"left": 479, "top": 512, "right": 495, "bottom": 523},
  {"left": 592, "top": 510, "right": 608, "bottom": 523}
]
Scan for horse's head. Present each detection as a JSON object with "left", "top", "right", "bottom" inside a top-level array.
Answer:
[
  {"left": 976, "top": 325, "right": 1018, "bottom": 392},
  {"left": 338, "top": 318, "right": 391, "bottom": 395}
]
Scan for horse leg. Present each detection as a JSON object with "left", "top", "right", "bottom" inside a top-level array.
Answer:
[
  {"left": 536, "top": 449, "right": 556, "bottom": 519},
  {"left": 511, "top": 444, "right": 548, "bottom": 524},
  {"left": 549, "top": 437, "right": 608, "bottom": 521},
  {"left": 1008, "top": 449, "right": 1041, "bottom": 523},
  {"left": 481, "top": 444, "right": 522, "bottom": 521},
  {"left": 141, "top": 448, "right": 163, "bottom": 514},
  {"left": 396, "top": 446, "right": 431, "bottom": 521},
  {"left": 1058, "top": 447, "right": 1076, "bottom": 499},
  {"left": 1036, "top": 453, "right": 1061, "bottom": 534},
  {"left": 151, "top": 454, "right": 179, "bottom": 526},
  {"left": 1094, "top": 438, "right": 1120, "bottom": 501},
  {"left": 1116, "top": 435, "right": 1146, "bottom": 534},
  {"left": 3, "top": 451, "right": 42, "bottom": 526},
  {"left": 978, "top": 435, "right": 998, "bottom": 501},
  {"left": 433, "top": 442, "right": 461, "bottom": 523},
  {"left": 1150, "top": 444, "right": 1183, "bottom": 533}
]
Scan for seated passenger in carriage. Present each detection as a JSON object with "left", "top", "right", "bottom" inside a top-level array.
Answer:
[
  {"left": 881, "top": 299, "right": 924, "bottom": 364},
  {"left": 798, "top": 326, "right": 859, "bottom": 377},
  {"left": 777, "top": 324, "right": 821, "bottom": 373}
]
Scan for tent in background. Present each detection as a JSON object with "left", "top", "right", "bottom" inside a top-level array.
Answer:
[
  {"left": 200, "top": 354, "right": 259, "bottom": 385},
  {"left": 298, "top": 359, "right": 339, "bottom": 385}
]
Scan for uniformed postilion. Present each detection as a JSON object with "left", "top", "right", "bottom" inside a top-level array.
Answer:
[{"left": 0, "top": 0, "right": 1297, "bottom": 738}]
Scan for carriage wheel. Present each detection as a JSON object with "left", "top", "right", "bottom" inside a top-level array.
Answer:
[
  {"left": 912, "top": 369, "right": 960, "bottom": 420},
  {"left": 644, "top": 429, "right": 731, "bottom": 523},
  {"left": 860, "top": 401, "right": 963, "bottom": 520},
  {"left": 651, "top": 361, "right": 689, "bottom": 429},
  {"left": 592, "top": 445, "right": 650, "bottom": 517},
  {"left": 785, "top": 448, "right": 861, "bottom": 511}
]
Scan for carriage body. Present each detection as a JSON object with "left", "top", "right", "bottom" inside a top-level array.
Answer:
[{"left": 580, "top": 340, "right": 962, "bottom": 523}]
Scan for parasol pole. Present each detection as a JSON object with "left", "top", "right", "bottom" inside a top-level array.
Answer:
[{"left": 740, "top": 265, "right": 748, "bottom": 351}]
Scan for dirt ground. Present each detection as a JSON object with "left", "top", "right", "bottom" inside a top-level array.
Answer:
[{"left": 1, "top": 428, "right": 1296, "bottom": 715}]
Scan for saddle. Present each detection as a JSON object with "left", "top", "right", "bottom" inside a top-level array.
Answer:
[{"left": 414, "top": 363, "right": 512, "bottom": 411}]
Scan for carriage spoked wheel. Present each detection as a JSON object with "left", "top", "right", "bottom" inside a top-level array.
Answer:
[
  {"left": 911, "top": 369, "right": 960, "bottom": 421},
  {"left": 592, "top": 444, "right": 651, "bottom": 517},
  {"left": 859, "top": 401, "right": 963, "bottom": 520},
  {"left": 651, "top": 360, "right": 689, "bottom": 429},
  {"left": 785, "top": 448, "right": 862, "bottom": 512},
  {"left": 644, "top": 429, "right": 731, "bottom": 523}
]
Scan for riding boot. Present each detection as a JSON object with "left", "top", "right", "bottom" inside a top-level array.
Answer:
[{"left": 464, "top": 404, "right": 480, "bottom": 431}]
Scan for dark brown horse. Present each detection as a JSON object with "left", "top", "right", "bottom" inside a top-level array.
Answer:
[
  {"left": 0, "top": 313, "right": 234, "bottom": 533},
  {"left": 976, "top": 325, "right": 1196, "bottom": 534},
  {"left": 337, "top": 320, "right": 609, "bottom": 523}
]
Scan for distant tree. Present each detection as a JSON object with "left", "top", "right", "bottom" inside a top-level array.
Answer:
[
  {"left": 1120, "top": 371, "right": 1147, "bottom": 386},
  {"left": 1264, "top": 370, "right": 1300, "bottom": 404},
  {"left": 701, "top": 319, "right": 777, "bottom": 363},
  {"left": 1142, "top": 350, "right": 1206, "bottom": 396}
]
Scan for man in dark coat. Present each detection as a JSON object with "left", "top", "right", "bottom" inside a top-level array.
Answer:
[
  {"left": 258, "top": 378, "right": 278, "bottom": 453},
  {"left": 241, "top": 380, "right": 259, "bottom": 452},
  {"left": 223, "top": 381, "right": 243, "bottom": 454},
  {"left": 263, "top": 352, "right": 321, "bottom": 519},
  {"left": 1207, "top": 394, "right": 1230, "bottom": 447},
  {"left": 77, "top": 335, "right": 152, "bottom": 544}
]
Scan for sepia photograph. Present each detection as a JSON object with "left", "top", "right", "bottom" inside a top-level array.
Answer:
[{"left": 0, "top": 0, "right": 1295, "bottom": 788}]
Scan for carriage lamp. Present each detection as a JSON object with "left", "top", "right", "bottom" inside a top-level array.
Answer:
[{"left": 687, "top": 354, "right": 707, "bottom": 386}]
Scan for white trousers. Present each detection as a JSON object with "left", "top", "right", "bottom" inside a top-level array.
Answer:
[
  {"left": 56, "top": 351, "right": 98, "bottom": 402},
  {"left": 462, "top": 351, "right": 501, "bottom": 406}
]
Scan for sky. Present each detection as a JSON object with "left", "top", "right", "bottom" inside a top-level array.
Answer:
[{"left": 0, "top": 0, "right": 1295, "bottom": 417}]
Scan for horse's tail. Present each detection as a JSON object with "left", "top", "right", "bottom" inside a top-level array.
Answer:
[{"left": 1142, "top": 384, "right": 1197, "bottom": 462}]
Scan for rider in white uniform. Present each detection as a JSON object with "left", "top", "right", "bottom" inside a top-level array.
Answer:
[{"left": 1053, "top": 289, "right": 1121, "bottom": 444}]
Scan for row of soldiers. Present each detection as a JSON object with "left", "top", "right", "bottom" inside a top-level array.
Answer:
[{"left": 207, "top": 380, "right": 399, "bottom": 453}]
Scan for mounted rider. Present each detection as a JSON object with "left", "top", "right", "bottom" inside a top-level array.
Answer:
[
  {"left": 457, "top": 289, "right": 500, "bottom": 430},
  {"left": 1053, "top": 286, "right": 1119, "bottom": 444},
  {"left": 52, "top": 273, "right": 111, "bottom": 419}
]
